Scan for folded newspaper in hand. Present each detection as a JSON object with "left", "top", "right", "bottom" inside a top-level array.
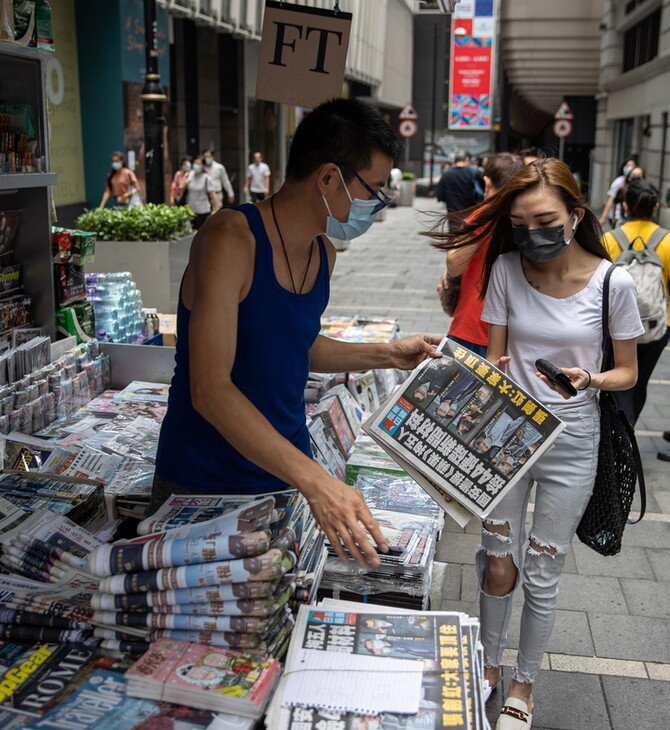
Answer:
[{"left": 363, "top": 339, "right": 565, "bottom": 521}]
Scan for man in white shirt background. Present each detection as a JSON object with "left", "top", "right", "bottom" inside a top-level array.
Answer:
[
  {"left": 243, "top": 151, "right": 271, "bottom": 202},
  {"left": 202, "top": 148, "right": 235, "bottom": 209}
]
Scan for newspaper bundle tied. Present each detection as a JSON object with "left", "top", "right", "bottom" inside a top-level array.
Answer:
[{"left": 364, "top": 338, "right": 566, "bottom": 521}]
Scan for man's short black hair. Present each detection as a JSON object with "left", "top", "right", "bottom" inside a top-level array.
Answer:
[{"left": 285, "top": 98, "right": 404, "bottom": 182}]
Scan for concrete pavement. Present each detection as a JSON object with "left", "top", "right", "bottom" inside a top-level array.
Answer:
[{"left": 325, "top": 197, "right": 670, "bottom": 730}]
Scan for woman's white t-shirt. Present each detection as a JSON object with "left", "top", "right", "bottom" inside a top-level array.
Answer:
[
  {"left": 481, "top": 253, "right": 644, "bottom": 405},
  {"left": 186, "top": 173, "right": 215, "bottom": 214}
]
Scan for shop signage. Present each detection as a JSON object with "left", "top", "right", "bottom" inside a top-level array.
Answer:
[
  {"left": 256, "top": 1, "right": 352, "bottom": 109},
  {"left": 448, "top": 0, "right": 496, "bottom": 130}
]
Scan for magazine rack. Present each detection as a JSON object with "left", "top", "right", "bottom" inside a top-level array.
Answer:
[{"left": 0, "top": 41, "right": 58, "bottom": 339}]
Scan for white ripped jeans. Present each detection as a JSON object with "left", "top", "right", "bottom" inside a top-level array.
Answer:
[{"left": 476, "top": 399, "right": 600, "bottom": 684}]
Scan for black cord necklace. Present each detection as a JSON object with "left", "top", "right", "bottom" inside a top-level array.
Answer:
[{"left": 270, "top": 195, "right": 314, "bottom": 295}]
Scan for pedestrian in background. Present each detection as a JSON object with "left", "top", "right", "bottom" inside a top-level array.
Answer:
[
  {"left": 434, "top": 152, "right": 525, "bottom": 356},
  {"left": 98, "top": 151, "right": 141, "bottom": 208},
  {"left": 610, "top": 165, "right": 646, "bottom": 228},
  {"left": 599, "top": 154, "right": 638, "bottom": 228},
  {"left": 243, "top": 151, "right": 271, "bottom": 202},
  {"left": 170, "top": 155, "right": 192, "bottom": 206},
  {"left": 434, "top": 150, "right": 484, "bottom": 221},
  {"left": 433, "top": 158, "right": 642, "bottom": 729},
  {"left": 181, "top": 156, "right": 220, "bottom": 230},
  {"left": 603, "top": 178, "right": 670, "bottom": 428},
  {"left": 202, "top": 148, "right": 235, "bottom": 208}
]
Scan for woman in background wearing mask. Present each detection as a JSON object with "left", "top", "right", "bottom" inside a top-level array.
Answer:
[
  {"left": 170, "top": 156, "right": 193, "bottom": 206},
  {"left": 432, "top": 159, "right": 642, "bottom": 729},
  {"left": 98, "top": 152, "right": 139, "bottom": 208},
  {"left": 598, "top": 155, "right": 638, "bottom": 228},
  {"left": 181, "top": 156, "right": 220, "bottom": 229}
]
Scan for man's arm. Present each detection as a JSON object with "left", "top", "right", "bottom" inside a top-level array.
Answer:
[
  {"left": 264, "top": 166, "right": 271, "bottom": 195},
  {"left": 186, "top": 214, "right": 387, "bottom": 567},
  {"left": 220, "top": 164, "right": 235, "bottom": 202},
  {"left": 309, "top": 333, "right": 442, "bottom": 374}
]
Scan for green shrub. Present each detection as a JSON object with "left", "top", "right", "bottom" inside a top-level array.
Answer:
[
  {"left": 75, "top": 204, "right": 195, "bottom": 241},
  {"left": 402, "top": 172, "right": 416, "bottom": 180}
]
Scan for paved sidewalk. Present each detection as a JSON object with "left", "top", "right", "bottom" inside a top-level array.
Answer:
[{"left": 326, "top": 198, "right": 670, "bottom": 730}]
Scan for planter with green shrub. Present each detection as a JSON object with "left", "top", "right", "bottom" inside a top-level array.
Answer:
[
  {"left": 78, "top": 204, "right": 197, "bottom": 313},
  {"left": 76, "top": 204, "right": 195, "bottom": 242}
]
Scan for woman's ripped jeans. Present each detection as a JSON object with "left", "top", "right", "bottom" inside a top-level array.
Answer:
[{"left": 477, "top": 399, "right": 600, "bottom": 684}]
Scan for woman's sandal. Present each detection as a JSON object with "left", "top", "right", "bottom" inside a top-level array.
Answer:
[{"left": 495, "top": 697, "right": 533, "bottom": 729}]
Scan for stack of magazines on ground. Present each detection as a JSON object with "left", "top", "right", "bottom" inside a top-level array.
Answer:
[
  {"left": 318, "top": 469, "right": 444, "bottom": 611},
  {"left": 86, "top": 497, "right": 297, "bottom": 657},
  {"left": 266, "top": 599, "right": 490, "bottom": 730}
]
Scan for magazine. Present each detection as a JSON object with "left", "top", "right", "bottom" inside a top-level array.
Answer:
[
  {"left": 125, "top": 639, "right": 281, "bottom": 717},
  {"left": 364, "top": 338, "right": 565, "bottom": 520},
  {"left": 19, "top": 668, "right": 160, "bottom": 729}
]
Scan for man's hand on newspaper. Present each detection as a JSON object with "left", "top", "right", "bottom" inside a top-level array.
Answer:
[
  {"left": 388, "top": 335, "right": 443, "bottom": 370},
  {"left": 305, "top": 477, "right": 389, "bottom": 569}
]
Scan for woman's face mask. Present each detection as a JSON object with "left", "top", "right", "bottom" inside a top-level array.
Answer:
[
  {"left": 623, "top": 164, "right": 634, "bottom": 175},
  {"left": 192, "top": 163, "right": 202, "bottom": 173},
  {"left": 111, "top": 161, "right": 122, "bottom": 171},
  {"left": 182, "top": 163, "right": 192, "bottom": 171},
  {"left": 323, "top": 168, "right": 389, "bottom": 241},
  {"left": 512, "top": 214, "right": 579, "bottom": 263}
]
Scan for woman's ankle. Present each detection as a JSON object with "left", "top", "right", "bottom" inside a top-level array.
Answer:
[
  {"left": 484, "top": 665, "right": 501, "bottom": 685},
  {"left": 507, "top": 678, "right": 533, "bottom": 707}
]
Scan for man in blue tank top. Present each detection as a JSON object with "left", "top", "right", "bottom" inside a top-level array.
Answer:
[{"left": 154, "top": 98, "right": 442, "bottom": 568}]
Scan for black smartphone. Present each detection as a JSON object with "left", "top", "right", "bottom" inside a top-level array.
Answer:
[{"left": 535, "top": 358, "right": 578, "bottom": 397}]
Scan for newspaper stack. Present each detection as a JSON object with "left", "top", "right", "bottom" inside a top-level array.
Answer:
[
  {"left": 137, "top": 489, "right": 327, "bottom": 614},
  {"left": 266, "top": 600, "right": 490, "bottom": 730},
  {"left": 87, "top": 497, "right": 297, "bottom": 656},
  {"left": 30, "top": 380, "right": 170, "bottom": 520},
  {"left": 308, "top": 385, "right": 362, "bottom": 481},
  {"left": 125, "top": 639, "right": 282, "bottom": 718},
  {"left": 319, "top": 497, "right": 441, "bottom": 612},
  {"left": 0, "top": 508, "right": 104, "bottom": 644}
]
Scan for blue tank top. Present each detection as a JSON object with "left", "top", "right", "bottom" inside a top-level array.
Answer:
[{"left": 155, "top": 203, "right": 330, "bottom": 493}]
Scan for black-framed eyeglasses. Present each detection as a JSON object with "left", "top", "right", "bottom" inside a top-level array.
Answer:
[{"left": 333, "top": 162, "right": 392, "bottom": 214}]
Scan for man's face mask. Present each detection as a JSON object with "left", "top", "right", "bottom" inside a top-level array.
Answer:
[
  {"left": 111, "top": 161, "right": 122, "bottom": 171},
  {"left": 323, "top": 165, "right": 391, "bottom": 241},
  {"left": 512, "top": 213, "right": 579, "bottom": 263}
]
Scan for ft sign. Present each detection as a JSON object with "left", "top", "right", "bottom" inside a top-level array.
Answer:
[{"left": 256, "top": 1, "right": 352, "bottom": 109}]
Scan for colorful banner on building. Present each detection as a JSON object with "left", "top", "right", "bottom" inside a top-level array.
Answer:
[{"left": 448, "top": 0, "right": 496, "bottom": 130}]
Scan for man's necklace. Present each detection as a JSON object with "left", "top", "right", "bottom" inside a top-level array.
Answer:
[{"left": 270, "top": 196, "right": 314, "bottom": 295}]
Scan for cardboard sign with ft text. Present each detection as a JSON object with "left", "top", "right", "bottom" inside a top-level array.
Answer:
[{"left": 256, "top": 1, "right": 352, "bottom": 109}]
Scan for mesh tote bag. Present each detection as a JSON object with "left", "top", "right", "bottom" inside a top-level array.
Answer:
[{"left": 576, "top": 265, "right": 646, "bottom": 556}]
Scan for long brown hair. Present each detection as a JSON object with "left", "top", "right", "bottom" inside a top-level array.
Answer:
[{"left": 427, "top": 157, "right": 610, "bottom": 297}]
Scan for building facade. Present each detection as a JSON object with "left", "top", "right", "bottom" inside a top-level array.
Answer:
[
  {"left": 48, "top": 0, "right": 415, "bottom": 224},
  {"left": 593, "top": 0, "right": 670, "bottom": 223}
]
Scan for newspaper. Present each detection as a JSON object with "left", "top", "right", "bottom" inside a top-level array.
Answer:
[
  {"left": 269, "top": 605, "right": 477, "bottom": 730},
  {"left": 364, "top": 339, "right": 565, "bottom": 520}
]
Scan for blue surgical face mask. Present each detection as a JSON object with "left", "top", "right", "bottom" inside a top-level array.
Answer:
[
  {"left": 182, "top": 163, "right": 192, "bottom": 171},
  {"left": 623, "top": 165, "right": 634, "bottom": 175},
  {"left": 323, "top": 168, "right": 385, "bottom": 241},
  {"left": 512, "top": 214, "right": 578, "bottom": 263},
  {"left": 204, "top": 157, "right": 213, "bottom": 166},
  {"left": 192, "top": 163, "right": 202, "bottom": 173},
  {"left": 111, "top": 161, "right": 122, "bottom": 171}
]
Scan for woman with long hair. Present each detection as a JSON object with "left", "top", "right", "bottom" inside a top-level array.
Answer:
[
  {"left": 98, "top": 151, "right": 141, "bottom": 208},
  {"left": 603, "top": 177, "right": 670, "bottom": 426},
  {"left": 432, "top": 158, "right": 643, "bottom": 729}
]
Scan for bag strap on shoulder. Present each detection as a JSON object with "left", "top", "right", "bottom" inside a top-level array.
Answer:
[
  {"left": 601, "top": 264, "right": 646, "bottom": 523},
  {"left": 609, "top": 228, "right": 630, "bottom": 251},
  {"left": 645, "top": 226, "right": 670, "bottom": 251}
]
